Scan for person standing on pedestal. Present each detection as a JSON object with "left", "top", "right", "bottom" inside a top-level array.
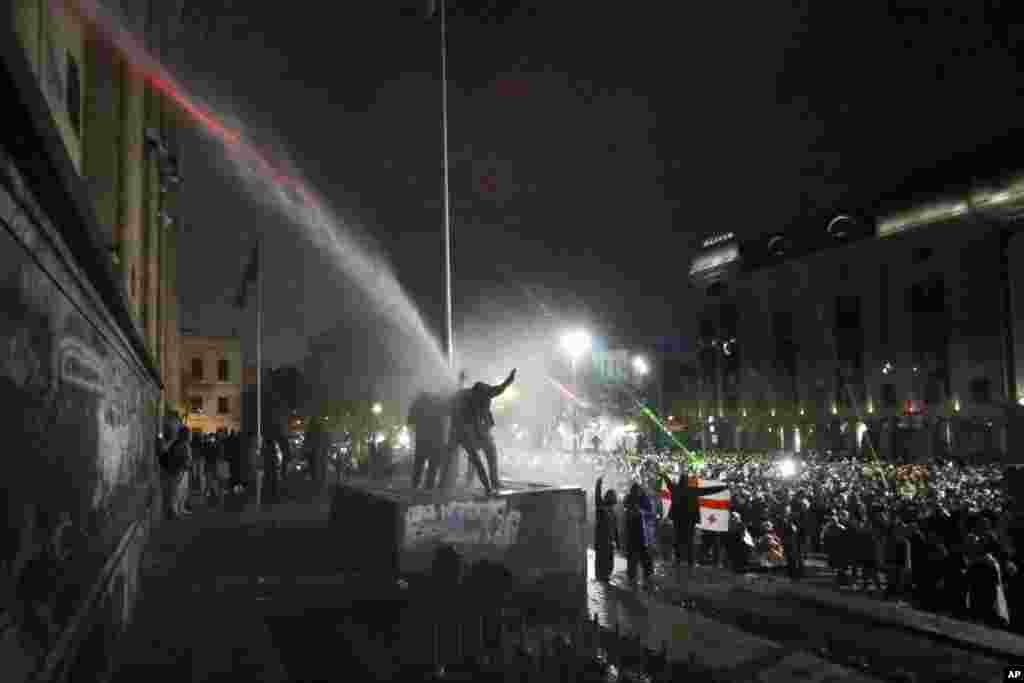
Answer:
[{"left": 443, "top": 369, "right": 516, "bottom": 496}]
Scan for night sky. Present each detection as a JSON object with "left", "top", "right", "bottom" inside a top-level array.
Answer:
[{"left": 169, "top": 2, "right": 1024, "bottom": 370}]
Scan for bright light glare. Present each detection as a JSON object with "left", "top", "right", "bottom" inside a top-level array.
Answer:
[
  {"left": 632, "top": 356, "right": 649, "bottom": 375},
  {"left": 560, "top": 330, "right": 592, "bottom": 361},
  {"left": 397, "top": 426, "right": 411, "bottom": 449},
  {"left": 372, "top": 402, "right": 383, "bottom": 415},
  {"left": 778, "top": 458, "right": 797, "bottom": 478}
]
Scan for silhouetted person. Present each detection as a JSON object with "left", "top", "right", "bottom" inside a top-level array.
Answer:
[
  {"left": 659, "top": 461, "right": 728, "bottom": 578},
  {"left": 623, "top": 482, "right": 656, "bottom": 589},
  {"left": 409, "top": 392, "right": 448, "bottom": 489},
  {"left": 444, "top": 369, "right": 516, "bottom": 495},
  {"left": 594, "top": 477, "right": 620, "bottom": 582},
  {"left": 305, "top": 420, "right": 326, "bottom": 488}
]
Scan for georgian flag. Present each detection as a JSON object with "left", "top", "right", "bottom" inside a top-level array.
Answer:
[{"left": 658, "top": 478, "right": 731, "bottom": 532}]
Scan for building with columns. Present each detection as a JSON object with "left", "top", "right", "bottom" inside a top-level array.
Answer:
[{"left": 688, "top": 222, "right": 1024, "bottom": 463}]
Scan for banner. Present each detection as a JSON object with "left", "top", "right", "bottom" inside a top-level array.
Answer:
[
  {"left": 698, "top": 479, "right": 730, "bottom": 532},
  {"left": 658, "top": 478, "right": 730, "bottom": 532}
]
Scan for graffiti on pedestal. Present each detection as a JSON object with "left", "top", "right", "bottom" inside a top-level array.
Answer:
[
  {"left": 404, "top": 499, "right": 523, "bottom": 549},
  {"left": 0, "top": 215, "right": 157, "bottom": 670}
]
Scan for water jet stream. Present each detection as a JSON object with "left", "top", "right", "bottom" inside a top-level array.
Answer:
[{"left": 62, "top": 0, "right": 449, "bottom": 378}]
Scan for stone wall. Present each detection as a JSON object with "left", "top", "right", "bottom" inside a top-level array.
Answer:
[{"left": 0, "top": 146, "right": 160, "bottom": 680}]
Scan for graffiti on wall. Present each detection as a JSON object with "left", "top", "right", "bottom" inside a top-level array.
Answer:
[
  {"left": 0, "top": 200, "right": 157, "bottom": 671},
  {"left": 404, "top": 499, "right": 523, "bottom": 550}
]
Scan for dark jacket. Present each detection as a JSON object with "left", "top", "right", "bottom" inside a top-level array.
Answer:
[
  {"left": 660, "top": 473, "right": 728, "bottom": 523},
  {"left": 457, "top": 371, "right": 515, "bottom": 437},
  {"left": 595, "top": 479, "right": 621, "bottom": 552},
  {"left": 624, "top": 486, "right": 657, "bottom": 550}
]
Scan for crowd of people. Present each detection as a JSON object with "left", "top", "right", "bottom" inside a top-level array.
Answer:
[
  {"left": 155, "top": 423, "right": 293, "bottom": 518},
  {"left": 497, "top": 442, "right": 1023, "bottom": 633}
]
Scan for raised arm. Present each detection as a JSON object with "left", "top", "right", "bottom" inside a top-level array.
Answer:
[
  {"left": 487, "top": 368, "right": 517, "bottom": 399},
  {"left": 693, "top": 484, "right": 729, "bottom": 497}
]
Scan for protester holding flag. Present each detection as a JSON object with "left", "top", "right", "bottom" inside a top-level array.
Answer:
[{"left": 659, "top": 460, "right": 729, "bottom": 579}]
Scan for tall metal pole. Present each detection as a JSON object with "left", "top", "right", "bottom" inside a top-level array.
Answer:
[
  {"left": 256, "top": 235, "right": 263, "bottom": 446},
  {"left": 441, "top": 0, "right": 454, "bottom": 371},
  {"left": 572, "top": 357, "right": 579, "bottom": 461}
]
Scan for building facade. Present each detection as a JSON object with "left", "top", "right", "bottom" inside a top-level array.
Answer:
[
  {"left": 689, "top": 222, "right": 1024, "bottom": 462},
  {"left": 3, "top": 1, "right": 188, "bottom": 679},
  {"left": 180, "top": 332, "right": 242, "bottom": 433}
]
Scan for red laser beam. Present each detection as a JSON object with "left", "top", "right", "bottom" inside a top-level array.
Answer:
[
  {"left": 546, "top": 376, "right": 588, "bottom": 408},
  {"left": 62, "top": 0, "right": 316, "bottom": 210}
]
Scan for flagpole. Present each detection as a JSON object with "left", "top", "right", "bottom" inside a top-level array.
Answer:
[
  {"left": 440, "top": 0, "right": 454, "bottom": 372},
  {"left": 256, "top": 235, "right": 263, "bottom": 447}
]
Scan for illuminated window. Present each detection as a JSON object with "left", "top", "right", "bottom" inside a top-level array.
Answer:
[{"left": 970, "top": 377, "right": 991, "bottom": 404}]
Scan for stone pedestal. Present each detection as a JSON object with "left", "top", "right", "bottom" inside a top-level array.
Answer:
[{"left": 328, "top": 480, "right": 587, "bottom": 614}]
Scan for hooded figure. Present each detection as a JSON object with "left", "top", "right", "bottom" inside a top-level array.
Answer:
[
  {"left": 594, "top": 477, "right": 620, "bottom": 582},
  {"left": 623, "top": 482, "right": 657, "bottom": 588}
]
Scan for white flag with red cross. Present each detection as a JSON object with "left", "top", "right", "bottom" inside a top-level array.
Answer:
[{"left": 659, "top": 478, "right": 730, "bottom": 532}]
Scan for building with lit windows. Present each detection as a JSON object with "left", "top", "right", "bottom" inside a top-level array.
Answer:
[
  {"left": 180, "top": 332, "right": 242, "bottom": 433},
  {"left": 689, "top": 222, "right": 1024, "bottom": 463}
]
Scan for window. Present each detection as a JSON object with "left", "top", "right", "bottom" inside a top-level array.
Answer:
[
  {"left": 925, "top": 376, "right": 944, "bottom": 405},
  {"left": 191, "top": 358, "right": 204, "bottom": 380},
  {"left": 218, "top": 359, "right": 230, "bottom": 382},
  {"left": 882, "top": 383, "right": 898, "bottom": 408},
  {"left": 773, "top": 311, "right": 796, "bottom": 378},
  {"left": 189, "top": 396, "right": 203, "bottom": 413},
  {"left": 908, "top": 278, "right": 945, "bottom": 314},
  {"left": 699, "top": 318, "right": 716, "bottom": 342},
  {"left": 217, "top": 397, "right": 230, "bottom": 414},
  {"left": 66, "top": 53, "right": 81, "bottom": 135},
  {"left": 970, "top": 377, "right": 992, "bottom": 404}
]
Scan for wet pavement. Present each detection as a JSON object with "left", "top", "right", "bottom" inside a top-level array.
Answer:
[
  {"left": 110, "top": 484, "right": 1015, "bottom": 682},
  {"left": 589, "top": 548, "right": 1012, "bottom": 682}
]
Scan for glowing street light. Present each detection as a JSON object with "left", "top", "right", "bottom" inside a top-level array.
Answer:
[
  {"left": 632, "top": 356, "right": 649, "bottom": 376},
  {"left": 372, "top": 402, "right": 382, "bottom": 416},
  {"left": 778, "top": 458, "right": 797, "bottom": 478},
  {"left": 560, "top": 329, "right": 591, "bottom": 460},
  {"left": 561, "top": 329, "right": 592, "bottom": 361}
]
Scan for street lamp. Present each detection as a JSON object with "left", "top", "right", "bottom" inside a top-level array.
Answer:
[
  {"left": 560, "top": 330, "right": 591, "bottom": 459},
  {"left": 372, "top": 402, "right": 382, "bottom": 416},
  {"left": 632, "top": 356, "right": 649, "bottom": 378}
]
